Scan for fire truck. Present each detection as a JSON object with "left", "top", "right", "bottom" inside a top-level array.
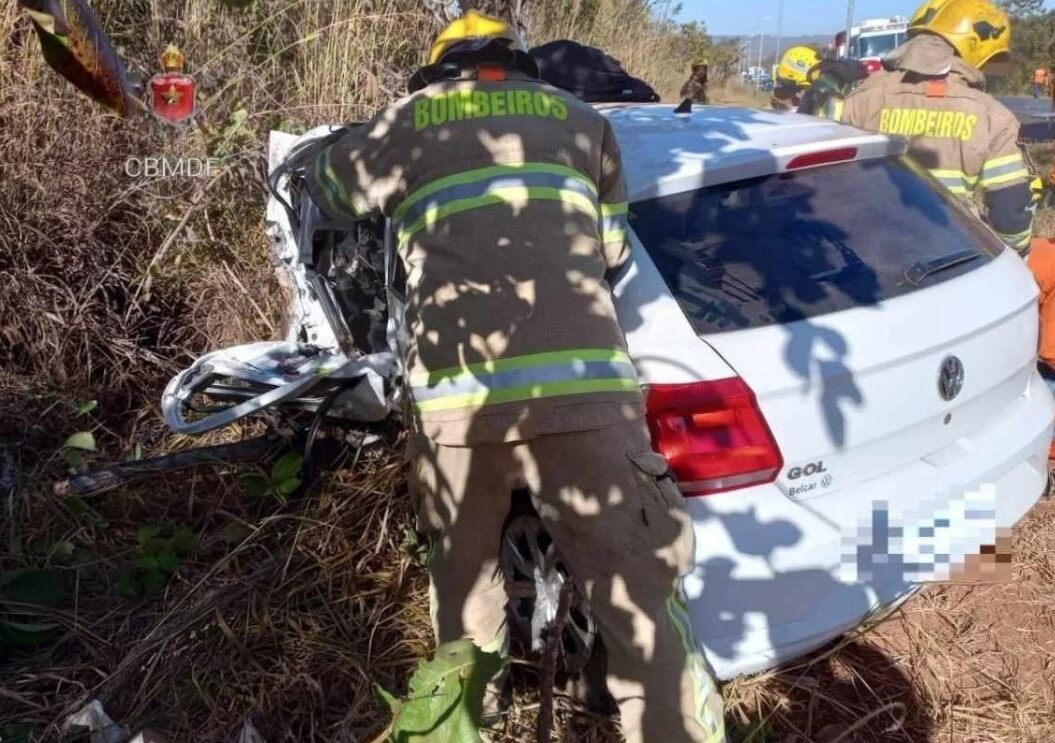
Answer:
[{"left": 835, "top": 16, "right": 910, "bottom": 74}]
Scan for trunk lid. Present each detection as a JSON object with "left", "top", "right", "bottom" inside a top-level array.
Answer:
[
  {"left": 629, "top": 155, "right": 1039, "bottom": 499},
  {"left": 705, "top": 251, "right": 1037, "bottom": 499}
]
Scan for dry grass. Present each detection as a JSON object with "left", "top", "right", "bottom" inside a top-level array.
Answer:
[
  {"left": 530, "top": 0, "right": 694, "bottom": 101},
  {"left": 3, "top": 1, "right": 1055, "bottom": 741},
  {"left": 708, "top": 83, "right": 771, "bottom": 108},
  {"left": 1, "top": 2, "right": 436, "bottom": 740},
  {"left": 1, "top": 452, "right": 429, "bottom": 741}
]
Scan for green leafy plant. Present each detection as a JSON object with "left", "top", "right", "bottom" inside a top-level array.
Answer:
[
  {"left": 376, "top": 639, "right": 507, "bottom": 743},
  {"left": 276, "top": 118, "right": 307, "bottom": 135},
  {"left": 239, "top": 452, "right": 304, "bottom": 501},
  {"left": 60, "top": 431, "right": 96, "bottom": 474},
  {"left": 115, "top": 525, "right": 195, "bottom": 598},
  {"left": 400, "top": 528, "right": 430, "bottom": 568},
  {"left": 0, "top": 569, "right": 68, "bottom": 651},
  {"left": 72, "top": 399, "right": 98, "bottom": 416},
  {"left": 210, "top": 108, "right": 251, "bottom": 158}
]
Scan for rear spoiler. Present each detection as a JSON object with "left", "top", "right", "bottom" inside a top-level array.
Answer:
[{"left": 635, "top": 130, "right": 907, "bottom": 202}]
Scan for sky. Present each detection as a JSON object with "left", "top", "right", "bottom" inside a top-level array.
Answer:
[{"left": 680, "top": 0, "right": 1055, "bottom": 37}]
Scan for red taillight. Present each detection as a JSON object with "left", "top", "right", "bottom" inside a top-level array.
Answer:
[
  {"left": 785, "top": 147, "right": 859, "bottom": 171},
  {"left": 865, "top": 59, "right": 882, "bottom": 74},
  {"left": 646, "top": 378, "right": 783, "bottom": 497}
]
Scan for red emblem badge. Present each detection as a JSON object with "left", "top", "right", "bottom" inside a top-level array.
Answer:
[{"left": 149, "top": 45, "right": 195, "bottom": 124}]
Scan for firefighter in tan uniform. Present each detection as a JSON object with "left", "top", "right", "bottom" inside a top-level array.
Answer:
[
  {"left": 841, "top": 0, "right": 1034, "bottom": 253},
  {"left": 303, "top": 12, "right": 725, "bottom": 743}
]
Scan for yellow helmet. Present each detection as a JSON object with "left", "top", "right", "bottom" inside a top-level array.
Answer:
[
  {"left": 428, "top": 10, "right": 527, "bottom": 65},
  {"left": 777, "top": 46, "right": 822, "bottom": 87},
  {"left": 908, "top": 0, "right": 1011, "bottom": 69}
]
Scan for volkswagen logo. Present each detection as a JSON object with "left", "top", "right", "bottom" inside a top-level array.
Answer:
[{"left": 938, "top": 355, "right": 964, "bottom": 401}]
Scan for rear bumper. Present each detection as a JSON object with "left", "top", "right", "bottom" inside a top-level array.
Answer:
[{"left": 681, "top": 371, "right": 1054, "bottom": 680}]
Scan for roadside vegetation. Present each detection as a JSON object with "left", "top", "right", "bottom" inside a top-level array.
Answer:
[
  {"left": 1, "top": 1, "right": 1053, "bottom": 741},
  {"left": 995, "top": 1, "right": 1055, "bottom": 94}
]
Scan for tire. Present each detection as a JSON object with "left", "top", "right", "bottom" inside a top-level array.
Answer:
[{"left": 499, "top": 491, "right": 597, "bottom": 675}]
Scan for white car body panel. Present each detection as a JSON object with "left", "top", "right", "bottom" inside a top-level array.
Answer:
[
  {"left": 713, "top": 251, "right": 1040, "bottom": 499},
  {"left": 601, "top": 106, "right": 903, "bottom": 200},
  {"left": 607, "top": 104, "right": 1054, "bottom": 679},
  {"left": 266, "top": 106, "right": 1053, "bottom": 681}
]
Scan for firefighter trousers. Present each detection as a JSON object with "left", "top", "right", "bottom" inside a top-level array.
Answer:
[{"left": 407, "top": 416, "right": 726, "bottom": 743}]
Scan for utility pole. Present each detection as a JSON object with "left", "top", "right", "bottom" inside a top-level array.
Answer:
[
  {"left": 775, "top": 0, "right": 784, "bottom": 66},
  {"left": 756, "top": 33, "right": 766, "bottom": 89},
  {"left": 844, "top": 0, "right": 855, "bottom": 58}
]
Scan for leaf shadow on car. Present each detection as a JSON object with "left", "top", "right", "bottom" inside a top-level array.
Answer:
[
  {"left": 621, "top": 144, "right": 878, "bottom": 448},
  {"left": 392, "top": 110, "right": 761, "bottom": 739},
  {"left": 625, "top": 140, "right": 987, "bottom": 451},
  {"left": 371, "top": 103, "right": 945, "bottom": 740},
  {"left": 687, "top": 500, "right": 934, "bottom": 742}
]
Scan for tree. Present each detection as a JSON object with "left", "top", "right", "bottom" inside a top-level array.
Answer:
[
  {"left": 988, "top": 10, "right": 1055, "bottom": 93},
  {"left": 679, "top": 20, "right": 711, "bottom": 63},
  {"left": 707, "top": 39, "right": 743, "bottom": 86},
  {"left": 675, "top": 21, "right": 740, "bottom": 85},
  {"left": 457, "top": 0, "right": 530, "bottom": 35},
  {"left": 999, "top": 0, "right": 1044, "bottom": 17},
  {"left": 420, "top": 0, "right": 531, "bottom": 37}
]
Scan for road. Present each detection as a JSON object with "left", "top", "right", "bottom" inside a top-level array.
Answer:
[{"left": 999, "top": 95, "right": 1055, "bottom": 141}]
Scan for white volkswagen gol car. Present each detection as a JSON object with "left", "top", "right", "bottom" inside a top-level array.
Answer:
[
  {"left": 238, "top": 104, "right": 1052, "bottom": 683},
  {"left": 605, "top": 105, "right": 1053, "bottom": 678}
]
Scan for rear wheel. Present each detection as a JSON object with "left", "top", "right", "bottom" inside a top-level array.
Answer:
[{"left": 500, "top": 506, "right": 597, "bottom": 674}]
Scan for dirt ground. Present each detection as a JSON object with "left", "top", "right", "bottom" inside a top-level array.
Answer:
[
  {"left": 710, "top": 83, "right": 773, "bottom": 108},
  {"left": 721, "top": 498, "right": 1055, "bottom": 743}
]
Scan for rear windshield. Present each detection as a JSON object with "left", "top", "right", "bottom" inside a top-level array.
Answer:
[{"left": 629, "top": 157, "right": 1004, "bottom": 334}]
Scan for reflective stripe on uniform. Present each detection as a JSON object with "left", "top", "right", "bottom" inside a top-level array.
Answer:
[
  {"left": 666, "top": 592, "right": 726, "bottom": 743},
  {"left": 979, "top": 153, "right": 1030, "bottom": 188},
  {"left": 929, "top": 168, "right": 978, "bottom": 196},
  {"left": 997, "top": 225, "right": 1033, "bottom": 250},
  {"left": 410, "top": 348, "right": 639, "bottom": 412},
  {"left": 600, "top": 201, "right": 629, "bottom": 244},
  {"left": 396, "top": 172, "right": 597, "bottom": 231},
  {"left": 392, "top": 163, "right": 600, "bottom": 248},
  {"left": 311, "top": 146, "right": 357, "bottom": 219}
]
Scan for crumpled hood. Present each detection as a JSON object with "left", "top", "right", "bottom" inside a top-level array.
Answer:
[{"left": 883, "top": 34, "right": 986, "bottom": 88}]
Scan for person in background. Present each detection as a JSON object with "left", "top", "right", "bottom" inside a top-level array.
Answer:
[
  {"left": 680, "top": 61, "right": 709, "bottom": 104},
  {"left": 1033, "top": 65, "right": 1048, "bottom": 99},
  {"left": 840, "top": 0, "right": 1035, "bottom": 254},
  {"left": 1027, "top": 238, "right": 1055, "bottom": 441}
]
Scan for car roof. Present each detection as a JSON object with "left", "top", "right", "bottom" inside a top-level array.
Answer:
[{"left": 599, "top": 104, "right": 903, "bottom": 202}]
